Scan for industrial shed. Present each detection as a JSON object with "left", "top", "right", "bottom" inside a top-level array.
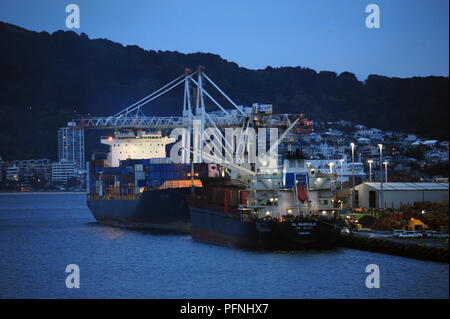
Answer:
[{"left": 355, "top": 182, "right": 449, "bottom": 209}]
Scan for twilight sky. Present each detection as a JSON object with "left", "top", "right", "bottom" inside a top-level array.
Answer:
[{"left": 0, "top": 0, "right": 448, "bottom": 80}]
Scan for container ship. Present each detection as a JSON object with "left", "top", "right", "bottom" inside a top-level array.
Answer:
[
  {"left": 86, "top": 130, "right": 215, "bottom": 232},
  {"left": 188, "top": 119, "right": 341, "bottom": 250},
  {"left": 83, "top": 67, "right": 332, "bottom": 242}
]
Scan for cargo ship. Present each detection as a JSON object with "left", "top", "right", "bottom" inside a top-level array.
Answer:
[
  {"left": 188, "top": 173, "right": 341, "bottom": 249},
  {"left": 86, "top": 130, "right": 216, "bottom": 232},
  {"left": 83, "top": 68, "right": 318, "bottom": 235},
  {"left": 188, "top": 119, "right": 341, "bottom": 249}
]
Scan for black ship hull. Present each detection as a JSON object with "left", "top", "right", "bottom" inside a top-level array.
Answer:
[
  {"left": 190, "top": 207, "right": 340, "bottom": 249},
  {"left": 87, "top": 188, "right": 192, "bottom": 233}
]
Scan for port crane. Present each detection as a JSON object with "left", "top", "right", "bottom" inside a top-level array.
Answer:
[
  {"left": 72, "top": 66, "right": 311, "bottom": 133},
  {"left": 72, "top": 66, "right": 312, "bottom": 170},
  {"left": 186, "top": 114, "right": 303, "bottom": 177}
]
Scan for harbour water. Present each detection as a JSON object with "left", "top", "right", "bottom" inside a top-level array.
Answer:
[{"left": 0, "top": 193, "right": 448, "bottom": 299}]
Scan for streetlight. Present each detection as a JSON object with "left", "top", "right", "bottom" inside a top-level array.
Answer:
[
  {"left": 339, "top": 158, "right": 344, "bottom": 190},
  {"left": 350, "top": 143, "right": 356, "bottom": 210},
  {"left": 383, "top": 161, "right": 388, "bottom": 183},
  {"left": 328, "top": 162, "right": 335, "bottom": 174},
  {"left": 367, "top": 159, "right": 373, "bottom": 182},
  {"left": 329, "top": 162, "right": 335, "bottom": 191},
  {"left": 378, "top": 144, "right": 384, "bottom": 210}
]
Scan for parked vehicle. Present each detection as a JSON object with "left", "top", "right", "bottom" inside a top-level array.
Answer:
[
  {"left": 431, "top": 232, "right": 449, "bottom": 239},
  {"left": 398, "top": 231, "right": 423, "bottom": 238},
  {"left": 425, "top": 230, "right": 437, "bottom": 238},
  {"left": 424, "top": 231, "right": 449, "bottom": 239},
  {"left": 393, "top": 230, "right": 405, "bottom": 238},
  {"left": 341, "top": 227, "right": 351, "bottom": 235}
]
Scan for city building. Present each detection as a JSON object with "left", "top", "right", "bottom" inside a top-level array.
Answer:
[
  {"left": 354, "top": 182, "right": 449, "bottom": 209},
  {"left": 58, "top": 122, "right": 85, "bottom": 168},
  {"left": 5, "top": 164, "right": 19, "bottom": 181},
  {"left": 422, "top": 140, "right": 439, "bottom": 148},
  {"left": 411, "top": 140, "right": 423, "bottom": 146},
  {"left": 7, "top": 159, "right": 52, "bottom": 179},
  {"left": 51, "top": 161, "right": 76, "bottom": 183},
  {"left": 357, "top": 137, "right": 371, "bottom": 145},
  {"left": 354, "top": 124, "right": 368, "bottom": 130}
]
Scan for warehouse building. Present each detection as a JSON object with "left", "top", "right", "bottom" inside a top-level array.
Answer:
[{"left": 355, "top": 182, "right": 449, "bottom": 209}]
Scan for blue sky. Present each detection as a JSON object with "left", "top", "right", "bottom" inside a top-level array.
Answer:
[{"left": 0, "top": 0, "right": 448, "bottom": 80}]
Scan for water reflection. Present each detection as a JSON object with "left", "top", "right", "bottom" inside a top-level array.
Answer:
[{"left": 85, "top": 222, "right": 127, "bottom": 240}]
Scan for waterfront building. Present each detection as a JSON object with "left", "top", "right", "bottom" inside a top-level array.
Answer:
[
  {"left": 51, "top": 161, "right": 76, "bottom": 183},
  {"left": 58, "top": 122, "right": 85, "bottom": 169},
  {"left": 5, "top": 164, "right": 19, "bottom": 181},
  {"left": 7, "top": 159, "right": 52, "bottom": 179},
  {"left": 354, "top": 182, "right": 449, "bottom": 209}
]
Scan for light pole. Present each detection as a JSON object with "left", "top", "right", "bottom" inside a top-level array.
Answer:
[
  {"left": 367, "top": 159, "right": 373, "bottom": 182},
  {"left": 378, "top": 144, "right": 384, "bottom": 210},
  {"left": 306, "top": 162, "right": 311, "bottom": 171},
  {"left": 329, "top": 162, "right": 335, "bottom": 191},
  {"left": 339, "top": 158, "right": 344, "bottom": 190},
  {"left": 351, "top": 143, "right": 356, "bottom": 210},
  {"left": 383, "top": 161, "right": 388, "bottom": 183},
  {"left": 329, "top": 162, "right": 335, "bottom": 174}
]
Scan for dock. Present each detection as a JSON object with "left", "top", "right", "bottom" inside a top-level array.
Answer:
[{"left": 338, "top": 233, "right": 449, "bottom": 263}]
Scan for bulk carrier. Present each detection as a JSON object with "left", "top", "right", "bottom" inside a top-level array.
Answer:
[
  {"left": 188, "top": 173, "right": 340, "bottom": 249},
  {"left": 188, "top": 118, "right": 341, "bottom": 249}
]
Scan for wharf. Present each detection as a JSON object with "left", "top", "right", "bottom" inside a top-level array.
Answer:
[{"left": 338, "top": 233, "right": 449, "bottom": 263}]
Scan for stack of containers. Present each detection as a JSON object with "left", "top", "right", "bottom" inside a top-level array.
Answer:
[{"left": 90, "top": 157, "right": 214, "bottom": 196}]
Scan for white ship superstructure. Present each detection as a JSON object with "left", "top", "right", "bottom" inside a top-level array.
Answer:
[
  {"left": 101, "top": 130, "right": 176, "bottom": 167},
  {"left": 281, "top": 157, "right": 336, "bottom": 214}
]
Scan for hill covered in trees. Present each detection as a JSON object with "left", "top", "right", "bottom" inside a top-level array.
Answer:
[{"left": 0, "top": 21, "right": 448, "bottom": 160}]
